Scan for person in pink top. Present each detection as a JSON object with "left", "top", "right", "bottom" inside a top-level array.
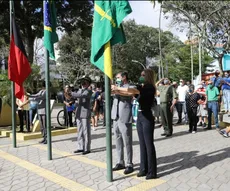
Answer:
[{"left": 196, "top": 83, "right": 207, "bottom": 128}]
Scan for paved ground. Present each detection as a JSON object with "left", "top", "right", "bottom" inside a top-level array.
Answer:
[{"left": 0, "top": 106, "right": 230, "bottom": 191}]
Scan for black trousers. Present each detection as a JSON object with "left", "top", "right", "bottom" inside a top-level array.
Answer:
[
  {"left": 137, "top": 111, "right": 157, "bottom": 177},
  {"left": 18, "top": 110, "right": 25, "bottom": 131},
  {"left": 18, "top": 110, "right": 30, "bottom": 132},
  {"left": 67, "top": 111, "right": 73, "bottom": 127},
  {"left": 38, "top": 114, "right": 47, "bottom": 140},
  {"left": 188, "top": 107, "right": 198, "bottom": 132}
]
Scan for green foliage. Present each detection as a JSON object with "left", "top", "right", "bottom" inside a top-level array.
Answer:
[
  {"left": 160, "top": 1, "right": 230, "bottom": 72},
  {"left": 0, "top": 64, "right": 41, "bottom": 105},
  {"left": 113, "top": 20, "right": 195, "bottom": 82},
  {"left": 0, "top": 0, "right": 93, "bottom": 63},
  {"left": 113, "top": 20, "right": 161, "bottom": 81},
  {"left": 57, "top": 29, "right": 101, "bottom": 84},
  {"left": 57, "top": 19, "right": 213, "bottom": 83},
  {"left": 0, "top": 71, "right": 11, "bottom": 105},
  {"left": 165, "top": 45, "right": 213, "bottom": 82},
  {"left": 24, "top": 64, "right": 41, "bottom": 93}
]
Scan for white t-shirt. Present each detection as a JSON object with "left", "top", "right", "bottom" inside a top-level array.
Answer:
[
  {"left": 177, "top": 85, "right": 189, "bottom": 102},
  {"left": 17, "top": 96, "right": 30, "bottom": 111}
]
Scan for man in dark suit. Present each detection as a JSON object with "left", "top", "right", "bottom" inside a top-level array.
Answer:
[{"left": 71, "top": 76, "right": 92, "bottom": 155}]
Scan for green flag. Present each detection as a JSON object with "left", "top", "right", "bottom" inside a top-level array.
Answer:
[
  {"left": 44, "top": 0, "right": 58, "bottom": 59},
  {"left": 90, "top": 0, "right": 132, "bottom": 79}
]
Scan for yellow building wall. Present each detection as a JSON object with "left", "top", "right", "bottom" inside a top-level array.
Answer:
[{"left": 0, "top": 104, "right": 19, "bottom": 126}]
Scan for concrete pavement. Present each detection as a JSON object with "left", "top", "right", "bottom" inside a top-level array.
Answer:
[{"left": 0, "top": 106, "right": 229, "bottom": 190}]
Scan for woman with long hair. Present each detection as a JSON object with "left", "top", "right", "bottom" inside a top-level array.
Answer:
[{"left": 136, "top": 69, "right": 157, "bottom": 180}]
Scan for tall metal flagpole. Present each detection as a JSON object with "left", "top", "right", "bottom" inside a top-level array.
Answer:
[
  {"left": 44, "top": 0, "right": 52, "bottom": 160},
  {"left": 10, "top": 0, "right": 17, "bottom": 148},
  {"left": 104, "top": 41, "right": 113, "bottom": 182}
]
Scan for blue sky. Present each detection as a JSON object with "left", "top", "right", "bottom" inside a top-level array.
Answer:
[{"left": 125, "top": 1, "right": 188, "bottom": 42}]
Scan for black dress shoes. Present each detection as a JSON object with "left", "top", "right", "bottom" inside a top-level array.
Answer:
[
  {"left": 73, "top": 150, "right": 84, "bottom": 153},
  {"left": 146, "top": 175, "right": 158, "bottom": 180},
  {"left": 176, "top": 120, "right": 182, "bottom": 124},
  {"left": 124, "top": 167, "right": 134, "bottom": 175},
  {"left": 82, "top": 151, "right": 91, "bottom": 155},
  {"left": 43, "top": 140, "right": 47, "bottom": 144},
  {"left": 112, "top": 164, "right": 125, "bottom": 171},
  {"left": 204, "top": 127, "right": 212, "bottom": 130},
  {"left": 39, "top": 139, "right": 45, "bottom": 144},
  {"left": 165, "top": 134, "right": 172, "bottom": 137},
  {"left": 161, "top": 133, "right": 166, "bottom": 136},
  {"left": 137, "top": 171, "right": 146, "bottom": 177}
]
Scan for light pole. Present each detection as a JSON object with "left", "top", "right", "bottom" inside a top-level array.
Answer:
[
  {"left": 198, "top": 33, "right": 202, "bottom": 82},
  {"left": 131, "top": 60, "right": 146, "bottom": 69},
  {"left": 159, "top": 4, "right": 164, "bottom": 79},
  {"left": 189, "top": 20, "right": 194, "bottom": 84}
]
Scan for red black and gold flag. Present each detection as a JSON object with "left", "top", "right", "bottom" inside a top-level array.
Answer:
[{"left": 8, "top": 15, "right": 32, "bottom": 100}]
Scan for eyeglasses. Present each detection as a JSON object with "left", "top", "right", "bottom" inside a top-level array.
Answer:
[{"left": 180, "top": 81, "right": 183, "bottom": 82}]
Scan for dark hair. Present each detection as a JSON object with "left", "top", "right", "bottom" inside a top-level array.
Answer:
[
  {"left": 121, "top": 71, "right": 129, "bottom": 80},
  {"left": 42, "top": 81, "right": 46, "bottom": 88},
  {"left": 189, "top": 84, "right": 195, "bottom": 90}
]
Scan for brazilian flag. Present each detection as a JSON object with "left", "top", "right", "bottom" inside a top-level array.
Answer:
[
  {"left": 90, "top": 0, "right": 132, "bottom": 79},
  {"left": 44, "top": 0, "right": 58, "bottom": 59}
]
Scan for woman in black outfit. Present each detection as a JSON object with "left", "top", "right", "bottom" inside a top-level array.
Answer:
[
  {"left": 185, "top": 85, "right": 201, "bottom": 133},
  {"left": 136, "top": 69, "right": 157, "bottom": 180}
]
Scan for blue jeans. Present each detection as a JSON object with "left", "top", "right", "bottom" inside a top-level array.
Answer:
[
  {"left": 176, "top": 101, "right": 188, "bottom": 122},
  {"left": 208, "top": 101, "right": 219, "bottom": 129},
  {"left": 223, "top": 89, "right": 230, "bottom": 111},
  {"left": 29, "top": 108, "right": 37, "bottom": 125}
]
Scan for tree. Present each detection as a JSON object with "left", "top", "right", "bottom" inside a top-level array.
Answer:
[
  {"left": 164, "top": 44, "right": 213, "bottom": 82},
  {"left": 0, "top": 36, "right": 8, "bottom": 70},
  {"left": 0, "top": 0, "right": 93, "bottom": 63},
  {"left": 0, "top": 64, "right": 41, "bottom": 105},
  {"left": 160, "top": 1, "right": 230, "bottom": 73},
  {"left": 113, "top": 20, "right": 187, "bottom": 81},
  {"left": 57, "top": 19, "right": 213, "bottom": 84},
  {"left": 57, "top": 29, "right": 101, "bottom": 84}
]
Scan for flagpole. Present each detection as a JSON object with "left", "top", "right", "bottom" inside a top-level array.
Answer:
[
  {"left": 44, "top": 0, "right": 52, "bottom": 161},
  {"left": 104, "top": 41, "right": 113, "bottom": 182},
  {"left": 45, "top": 49, "right": 52, "bottom": 160},
  {"left": 10, "top": 0, "right": 17, "bottom": 148}
]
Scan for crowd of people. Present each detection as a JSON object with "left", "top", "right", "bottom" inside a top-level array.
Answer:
[{"left": 14, "top": 69, "right": 230, "bottom": 180}]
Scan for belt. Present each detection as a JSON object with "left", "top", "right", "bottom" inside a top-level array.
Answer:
[
  {"left": 208, "top": 100, "right": 218, "bottom": 102},
  {"left": 160, "top": 102, "right": 171, "bottom": 104}
]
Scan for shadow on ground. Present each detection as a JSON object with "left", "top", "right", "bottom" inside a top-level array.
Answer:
[{"left": 157, "top": 147, "right": 230, "bottom": 177}]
